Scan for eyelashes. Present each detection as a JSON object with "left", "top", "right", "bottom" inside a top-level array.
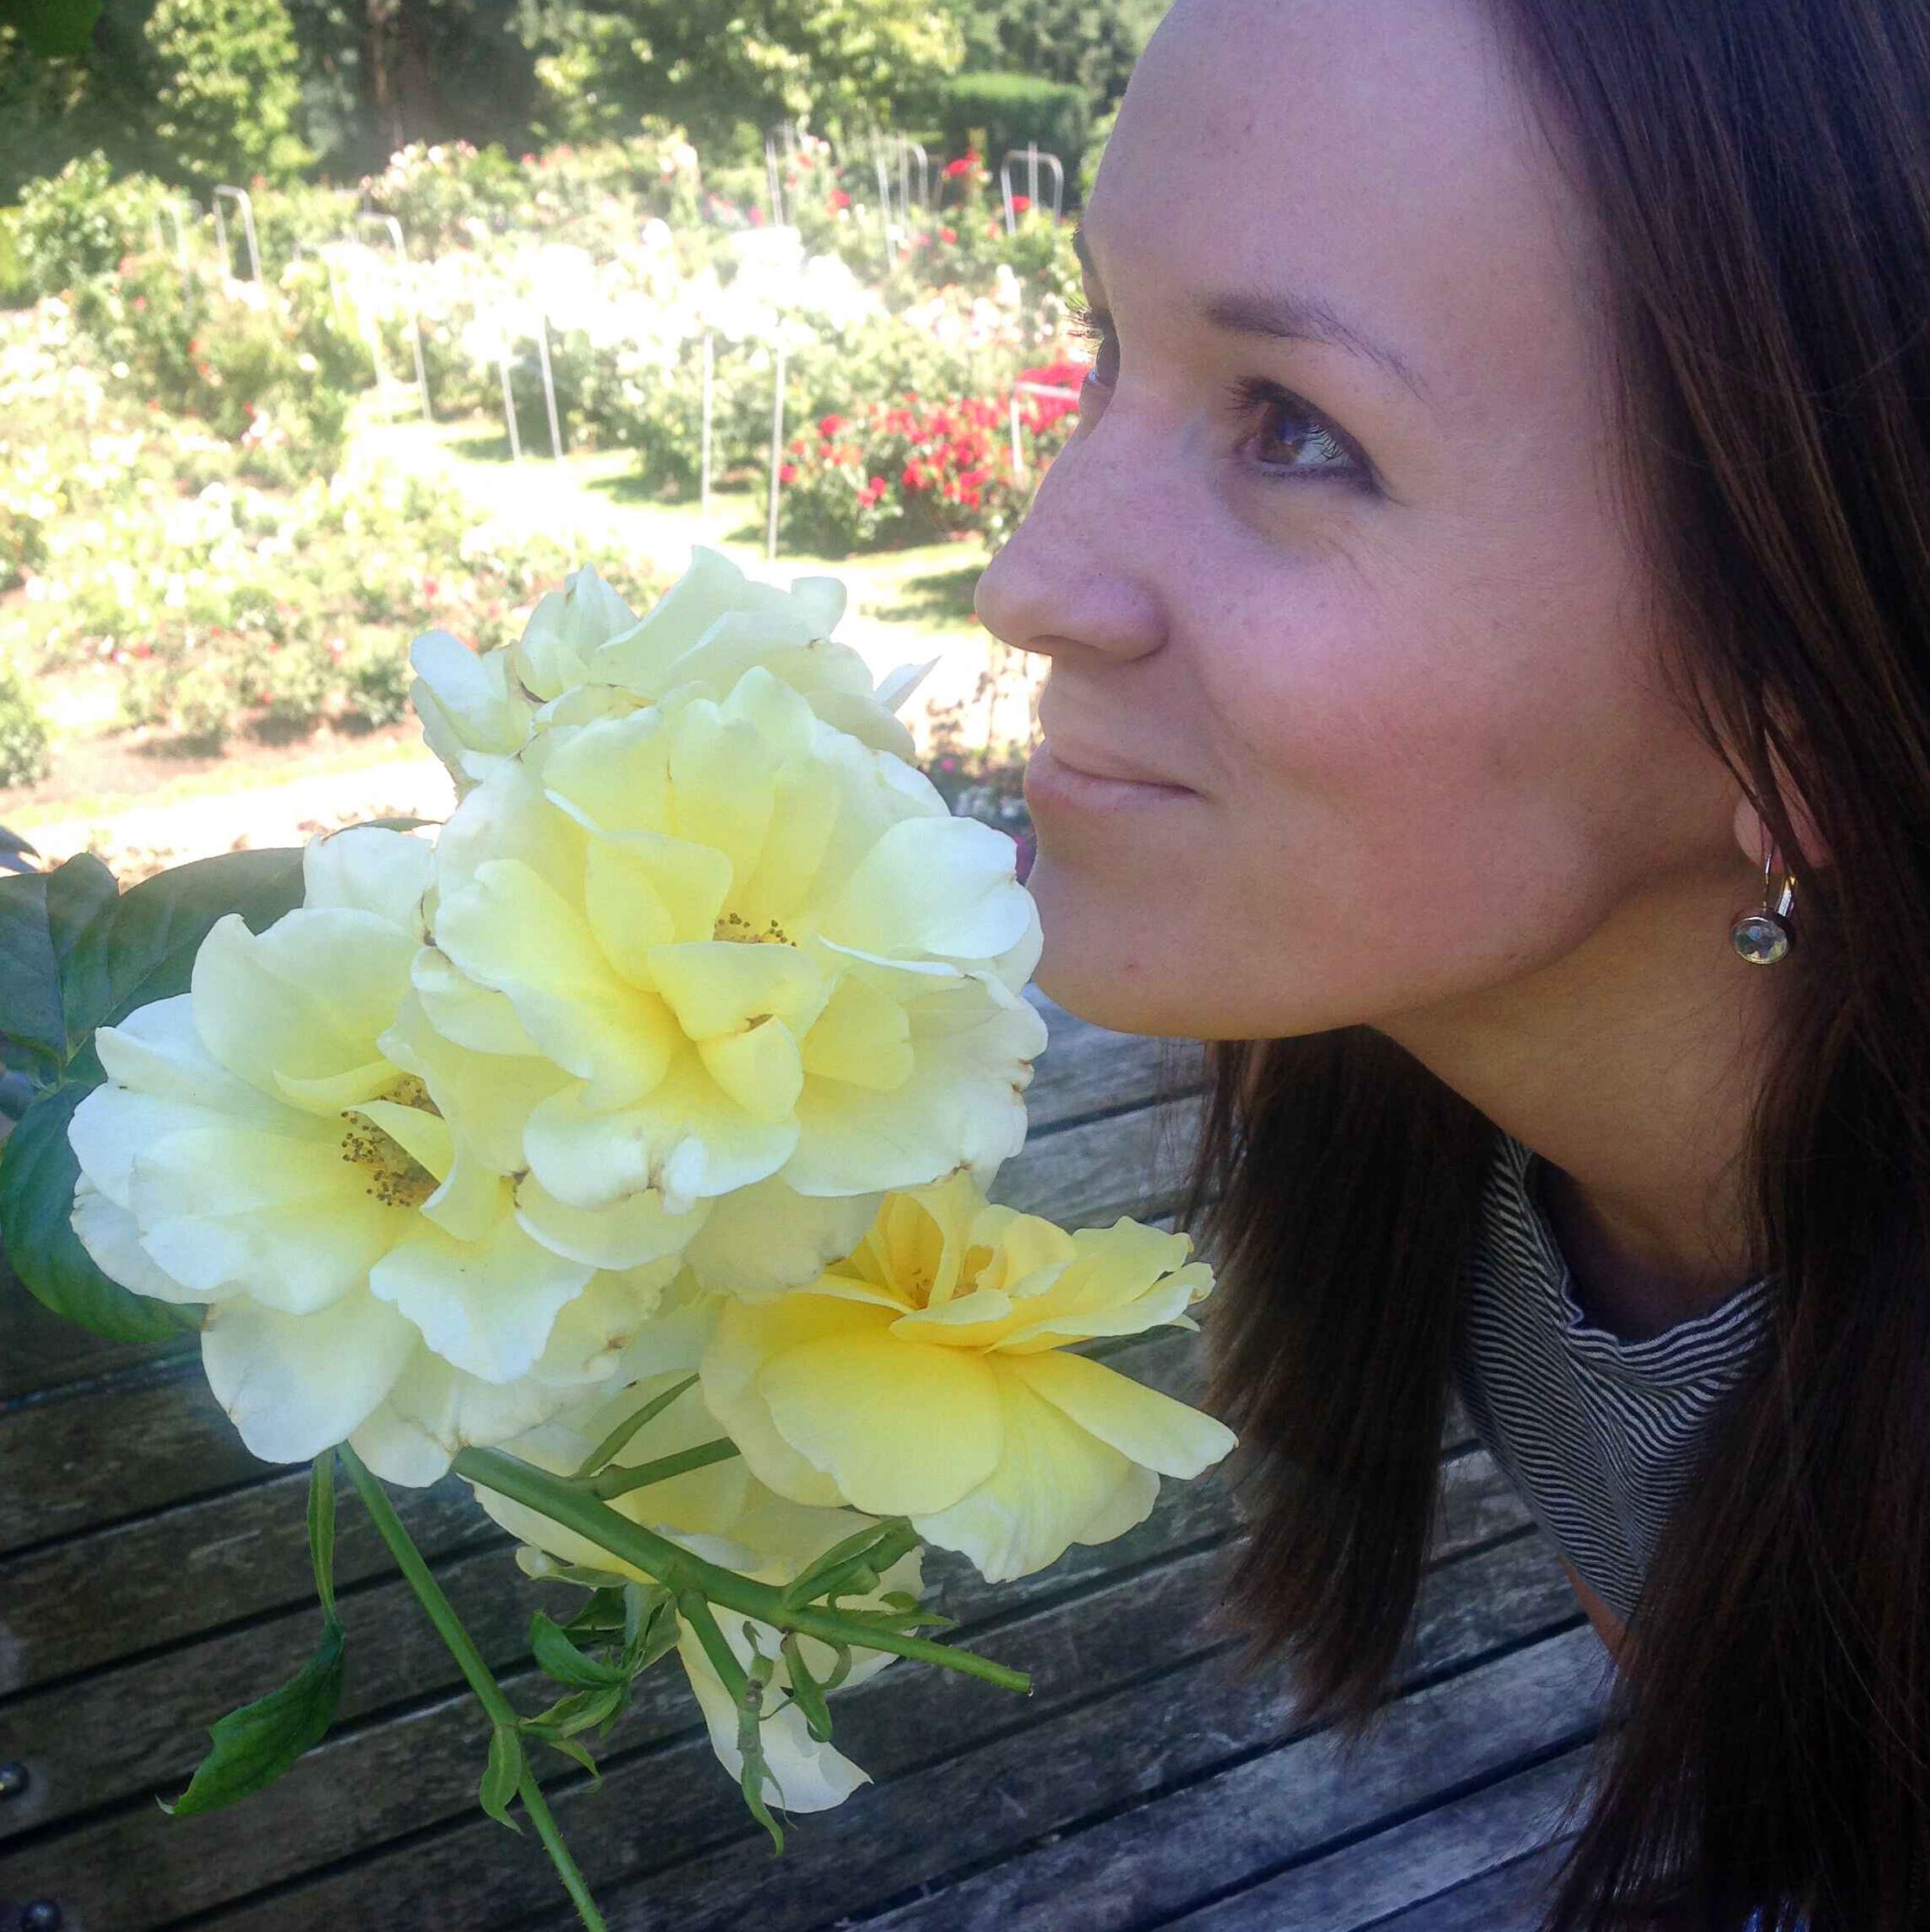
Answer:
[{"left": 1062, "top": 299, "right": 1369, "bottom": 486}]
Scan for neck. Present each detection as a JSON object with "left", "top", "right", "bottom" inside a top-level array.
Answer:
[{"left": 1375, "top": 861, "right": 1788, "bottom": 1312}]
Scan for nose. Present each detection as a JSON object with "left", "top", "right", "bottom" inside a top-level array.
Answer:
[{"left": 973, "top": 416, "right": 1167, "bottom": 669}]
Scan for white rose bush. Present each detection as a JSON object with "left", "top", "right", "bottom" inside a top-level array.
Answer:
[{"left": 0, "top": 545, "right": 1237, "bottom": 1929}]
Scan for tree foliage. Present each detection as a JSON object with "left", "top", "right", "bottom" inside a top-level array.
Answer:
[
  {"left": 513, "top": 0, "right": 964, "bottom": 154},
  {"left": 149, "top": 0, "right": 314, "bottom": 189}
]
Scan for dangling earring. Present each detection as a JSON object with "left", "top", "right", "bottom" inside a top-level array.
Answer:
[{"left": 1730, "top": 849, "right": 1798, "bottom": 964}]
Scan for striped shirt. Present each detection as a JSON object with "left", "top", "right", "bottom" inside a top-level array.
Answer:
[{"left": 1449, "top": 1130, "right": 1775, "bottom": 1625}]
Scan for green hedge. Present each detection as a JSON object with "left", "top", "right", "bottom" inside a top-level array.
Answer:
[{"left": 935, "top": 72, "right": 1091, "bottom": 187}]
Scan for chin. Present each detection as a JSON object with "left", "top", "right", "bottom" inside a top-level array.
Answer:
[{"left": 1026, "top": 854, "right": 1200, "bottom": 1038}]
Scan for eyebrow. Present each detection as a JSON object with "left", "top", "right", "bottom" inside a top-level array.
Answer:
[{"left": 1073, "top": 222, "right": 1430, "bottom": 404}]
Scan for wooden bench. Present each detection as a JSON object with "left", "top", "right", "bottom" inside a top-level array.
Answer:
[{"left": 0, "top": 996, "right": 1612, "bottom": 1931}]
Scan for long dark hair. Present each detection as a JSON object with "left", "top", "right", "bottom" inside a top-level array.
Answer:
[{"left": 1185, "top": 3, "right": 1930, "bottom": 1925}]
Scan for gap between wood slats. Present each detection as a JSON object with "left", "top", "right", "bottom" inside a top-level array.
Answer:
[
  {"left": 147, "top": 1518, "right": 1584, "bottom": 1932},
  {"left": 1141, "top": 1741, "right": 1598, "bottom": 1932},
  {"left": 0, "top": 1419, "right": 1497, "bottom": 1850},
  {"left": 828, "top": 1623, "right": 1606, "bottom": 1932},
  {"left": 1354, "top": 1833, "right": 1579, "bottom": 1932},
  {"left": 0, "top": 1081, "right": 1206, "bottom": 1563}
]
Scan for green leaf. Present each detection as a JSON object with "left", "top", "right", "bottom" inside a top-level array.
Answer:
[
  {"left": 530, "top": 1610, "right": 630, "bottom": 1690},
  {"left": 0, "top": 1081, "right": 193, "bottom": 1343},
  {"left": 620, "top": 1591, "right": 683, "bottom": 1677},
  {"left": 537, "top": 1733, "right": 603, "bottom": 1784},
  {"left": 0, "top": 870, "right": 64, "bottom": 1065},
  {"left": 780, "top": 1631, "right": 834, "bottom": 1743},
  {"left": 524, "top": 1683, "right": 626, "bottom": 1741},
  {"left": 308, "top": 1452, "right": 338, "bottom": 1623},
  {"left": 163, "top": 1618, "right": 345, "bottom": 1817},
  {"left": 480, "top": 1721, "right": 525, "bottom": 1833},
  {"left": 44, "top": 853, "right": 118, "bottom": 963},
  {"left": 59, "top": 846, "right": 304, "bottom": 1041}
]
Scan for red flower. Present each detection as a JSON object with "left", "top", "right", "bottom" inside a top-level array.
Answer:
[
  {"left": 778, "top": 463, "right": 798, "bottom": 484},
  {"left": 818, "top": 414, "right": 845, "bottom": 437},
  {"left": 1011, "top": 194, "right": 1031, "bottom": 214},
  {"left": 830, "top": 188, "right": 851, "bottom": 211},
  {"left": 943, "top": 155, "right": 972, "bottom": 180},
  {"left": 939, "top": 226, "right": 957, "bottom": 245}
]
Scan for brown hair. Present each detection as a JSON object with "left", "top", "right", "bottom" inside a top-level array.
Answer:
[{"left": 1185, "top": 3, "right": 1930, "bottom": 1925}]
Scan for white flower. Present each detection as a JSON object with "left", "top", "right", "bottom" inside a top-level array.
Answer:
[
  {"left": 66, "top": 827, "right": 695, "bottom": 1483},
  {"left": 415, "top": 662, "right": 1044, "bottom": 1287},
  {"left": 410, "top": 547, "right": 929, "bottom": 788}
]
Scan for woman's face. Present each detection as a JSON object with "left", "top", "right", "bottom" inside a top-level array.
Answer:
[{"left": 976, "top": 0, "right": 1747, "bottom": 1040}]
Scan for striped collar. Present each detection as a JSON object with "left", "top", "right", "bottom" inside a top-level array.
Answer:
[{"left": 1488, "top": 1130, "right": 1775, "bottom": 1387}]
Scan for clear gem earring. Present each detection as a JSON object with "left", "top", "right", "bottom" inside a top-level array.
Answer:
[{"left": 1731, "top": 849, "right": 1797, "bottom": 964}]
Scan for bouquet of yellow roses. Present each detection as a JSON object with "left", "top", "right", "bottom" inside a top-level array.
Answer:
[{"left": 0, "top": 548, "right": 1236, "bottom": 1929}]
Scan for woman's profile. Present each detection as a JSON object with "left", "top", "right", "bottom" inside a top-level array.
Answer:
[{"left": 976, "top": 0, "right": 1930, "bottom": 1926}]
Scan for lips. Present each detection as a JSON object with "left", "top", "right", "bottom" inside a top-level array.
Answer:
[
  {"left": 1025, "top": 740, "right": 1198, "bottom": 815},
  {"left": 1032, "top": 736, "right": 1191, "bottom": 792}
]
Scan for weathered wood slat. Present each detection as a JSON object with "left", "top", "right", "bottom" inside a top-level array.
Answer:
[
  {"left": 0, "top": 1384, "right": 1503, "bottom": 1862},
  {"left": 993, "top": 1096, "right": 1202, "bottom": 1227},
  {"left": 0, "top": 1019, "right": 1199, "bottom": 1567},
  {"left": 0, "top": 1356, "right": 254, "bottom": 1554},
  {"left": 1358, "top": 1838, "right": 1576, "bottom": 1931},
  {"left": 1021, "top": 995, "right": 1204, "bottom": 1135},
  {"left": 1150, "top": 1747, "right": 1593, "bottom": 1931},
  {"left": 175, "top": 1523, "right": 1583, "bottom": 1932},
  {"left": 0, "top": 1253, "right": 192, "bottom": 1404},
  {"left": 823, "top": 1569, "right": 1604, "bottom": 1932},
  {"left": 0, "top": 1471, "right": 496, "bottom": 1694}
]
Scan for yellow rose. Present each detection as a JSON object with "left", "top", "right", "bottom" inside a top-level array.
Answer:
[
  {"left": 410, "top": 549, "right": 928, "bottom": 789},
  {"left": 416, "top": 661, "right": 1045, "bottom": 1291},
  {"left": 699, "top": 1175, "right": 1238, "bottom": 1583},
  {"left": 67, "top": 827, "right": 692, "bottom": 1484}
]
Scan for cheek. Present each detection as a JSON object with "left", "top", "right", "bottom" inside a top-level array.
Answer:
[{"left": 1030, "top": 552, "right": 1724, "bottom": 1038}]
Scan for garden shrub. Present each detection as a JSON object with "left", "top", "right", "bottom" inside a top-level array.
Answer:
[
  {"left": 339, "top": 642, "right": 415, "bottom": 728},
  {"left": 11, "top": 154, "right": 174, "bottom": 300},
  {"left": 0, "top": 658, "right": 50, "bottom": 788},
  {"left": 769, "top": 360, "right": 1083, "bottom": 555},
  {"left": 934, "top": 74, "right": 1092, "bottom": 182},
  {"left": 70, "top": 250, "right": 363, "bottom": 475}
]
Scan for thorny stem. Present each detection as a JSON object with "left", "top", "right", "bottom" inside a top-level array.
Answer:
[
  {"left": 453, "top": 1445, "right": 1033, "bottom": 1697},
  {"left": 340, "top": 1446, "right": 609, "bottom": 1932}
]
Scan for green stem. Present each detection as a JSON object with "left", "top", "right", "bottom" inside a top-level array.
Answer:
[
  {"left": 590, "top": 1437, "right": 740, "bottom": 1500},
  {"left": 454, "top": 1446, "right": 1032, "bottom": 1697},
  {"left": 340, "top": 1446, "right": 609, "bottom": 1932},
  {"left": 570, "top": 1373, "right": 700, "bottom": 1479}
]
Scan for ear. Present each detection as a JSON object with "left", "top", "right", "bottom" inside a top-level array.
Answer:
[{"left": 1733, "top": 791, "right": 1831, "bottom": 873}]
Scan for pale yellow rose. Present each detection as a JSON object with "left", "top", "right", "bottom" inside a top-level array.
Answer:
[
  {"left": 67, "top": 826, "right": 695, "bottom": 1484},
  {"left": 410, "top": 549, "right": 930, "bottom": 788},
  {"left": 699, "top": 1175, "right": 1239, "bottom": 1583},
  {"left": 415, "top": 662, "right": 1045, "bottom": 1291}
]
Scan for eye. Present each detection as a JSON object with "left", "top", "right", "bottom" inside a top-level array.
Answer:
[
  {"left": 1065, "top": 298, "right": 1118, "bottom": 389},
  {"left": 1225, "top": 376, "right": 1364, "bottom": 485}
]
